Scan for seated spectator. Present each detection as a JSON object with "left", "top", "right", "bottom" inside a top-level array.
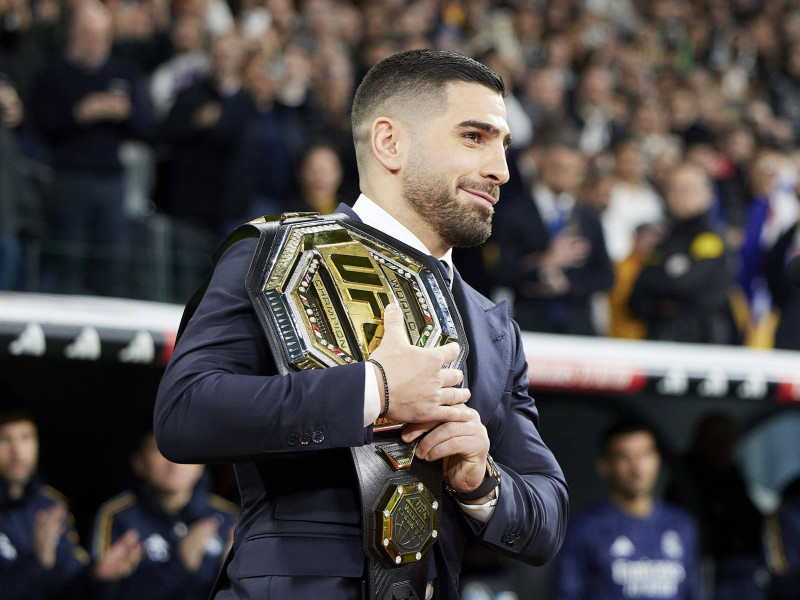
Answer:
[
  {"left": 493, "top": 142, "right": 613, "bottom": 335},
  {"left": 0, "top": 398, "right": 143, "bottom": 599},
  {"left": 630, "top": 163, "right": 733, "bottom": 344},
  {"left": 92, "top": 431, "right": 237, "bottom": 600},
  {"left": 669, "top": 414, "right": 766, "bottom": 600},
  {"left": 553, "top": 418, "right": 700, "bottom": 600}
]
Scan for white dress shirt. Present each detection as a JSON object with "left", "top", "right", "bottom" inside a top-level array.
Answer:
[{"left": 351, "top": 195, "right": 498, "bottom": 521}]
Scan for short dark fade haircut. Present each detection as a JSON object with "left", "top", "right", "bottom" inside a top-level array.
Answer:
[
  {"left": 351, "top": 49, "right": 505, "bottom": 157},
  {"left": 598, "top": 417, "right": 658, "bottom": 457}
]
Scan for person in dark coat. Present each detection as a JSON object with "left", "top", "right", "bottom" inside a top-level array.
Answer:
[
  {"left": 764, "top": 220, "right": 800, "bottom": 350},
  {"left": 155, "top": 49, "right": 568, "bottom": 600},
  {"left": 630, "top": 162, "right": 734, "bottom": 344},
  {"left": 493, "top": 143, "right": 614, "bottom": 335},
  {"left": 31, "top": 1, "right": 151, "bottom": 297},
  {"left": 92, "top": 432, "right": 237, "bottom": 600},
  {"left": 157, "top": 33, "right": 251, "bottom": 238}
]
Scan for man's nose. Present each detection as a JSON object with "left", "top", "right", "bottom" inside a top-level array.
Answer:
[{"left": 480, "top": 143, "right": 510, "bottom": 186}]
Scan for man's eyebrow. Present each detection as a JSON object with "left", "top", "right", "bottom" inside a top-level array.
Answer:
[{"left": 455, "top": 120, "right": 512, "bottom": 147}]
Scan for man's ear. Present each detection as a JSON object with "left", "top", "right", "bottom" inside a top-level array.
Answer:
[{"left": 370, "top": 117, "right": 407, "bottom": 172}]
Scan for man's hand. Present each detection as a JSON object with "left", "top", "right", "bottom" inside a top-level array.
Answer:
[
  {"left": 73, "top": 91, "right": 131, "bottom": 123},
  {"left": 33, "top": 503, "right": 66, "bottom": 569},
  {"left": 192, "top": 102, "right": 222, "bottom": 129},
  {"left": 178, "top": 517, "right": 219, "bottom": 572},
  {"left": 540, "top": 231, "right": 590, "bottom": 270},
  {"left": 368, "top": 304, "right": 471, "bottom": 424},
  {"left": 93, "top": 529, "right": 143, "bottom": 581},
  {"left": 402, "top": 407, "right": 490, "bottom": 497}
]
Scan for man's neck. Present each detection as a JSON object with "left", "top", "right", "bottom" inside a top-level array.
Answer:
[
  {"left": 6, "top": 481, "right": 26, "bottom": 501},
  {"left": 358, "top": 187, "right": 449, "bottom": 258},
  {"left": 609, "top": 491, "right": 654, "bottom": 518},
  {"left": 155, "top": 488, "right": 193, "bottom": 515}
]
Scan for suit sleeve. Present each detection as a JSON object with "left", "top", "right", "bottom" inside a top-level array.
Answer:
[
  {"left": 460, "top": 319, "right": 569, "bottom": 565},
  {"left": 154, "top": 237, "right": 372, "bottom": 464}
]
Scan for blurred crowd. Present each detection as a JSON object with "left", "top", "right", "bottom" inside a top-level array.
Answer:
[{"left": 1, "top": 0, "right": 800, "bottom": 348}]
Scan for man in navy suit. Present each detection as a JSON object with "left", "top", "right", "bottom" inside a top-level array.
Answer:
[{"left": 155, "top": 49, "right": 568, "bottom": 600}]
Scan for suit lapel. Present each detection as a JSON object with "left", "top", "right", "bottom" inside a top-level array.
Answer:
[{"left": 451, "top": 270, "right": 511, "bottom": 426}]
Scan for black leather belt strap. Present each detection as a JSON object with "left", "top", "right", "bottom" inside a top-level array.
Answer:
[{"left": 352, "top": 433, "right": 441, "bottom": 600}]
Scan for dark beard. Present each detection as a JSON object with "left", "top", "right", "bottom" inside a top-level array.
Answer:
[{"left": 401, "top": 165, "right": 497, "bottom": 249}]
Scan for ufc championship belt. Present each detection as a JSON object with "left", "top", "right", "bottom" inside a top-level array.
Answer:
[{"left": 241, "top": 212, "right": 469, "bottom": 600}]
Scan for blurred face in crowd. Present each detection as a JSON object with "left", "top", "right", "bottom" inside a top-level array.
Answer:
[
  {"left": 525, "top": 68, "right": 565, "bottom": 112},
  {"left": 0, "top": 419, "right": 39, "bottom": 493},
  {"left": 580, "top": 67, "right": 613, "bottom": 107},
  {"left": 400, "top": 82, "right": 511, "bottom": 249},
  {"left": 633, "top": 99, "right": 667, "bottom": 135},
  {"left": 666, "top": 164, "right": 712, "bottom": 221},
  {"left": 301, "top": 146, "right": 343, "bottom": 196},
  {"left": 68, "top": 3, "right": 113, "bottom": 70},
  {"left": 243, "top": 56, "right": 276, "bottom": 107},
  {"left": 541, "top": 147, "right": 586, "bottom": 196},
  {"left": 614, "top": 140, "right": 644, "bottom": 182},
  {"left": 723, "top": 127, "right": 755, "bottom": 165},
  {"left": 209, "top": 34, "right": 244, "bottom": 82},
  {"left": 670, "top": 88, "right": 699, "bottom": 131},
  {"left": 172, "top": 15, "right": 204, "bottom": 54},
  {"left": 598, "top": 430, "right": 661, "bottom": 501},
  {"left": 133, "top": 434, "right": 203, "bottom": 498}
]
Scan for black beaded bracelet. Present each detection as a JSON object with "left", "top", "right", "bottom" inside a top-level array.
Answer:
[{"left": 367, "top": 358, "right": 390, "bottom": 419}]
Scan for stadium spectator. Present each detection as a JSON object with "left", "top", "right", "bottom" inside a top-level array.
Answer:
[
  {"left": 494, "top": 142, "right": 613, "bottom": 335},
  {"left": 0, "top": 400, "right": 144, "bottom": 599},
  {"left": 603, "top": 137, "right": 665, "bottom": 263},
  {"left": 570, "top": 65, "right": 625, "bottom": 157},
  {"left": 763, "top": 182, "right": 800, "bottom": 351},
  {"left": 630, "top": 162, "right": 733, "bottom": 344},
  {"left": 608, "top": 223, "right": 664, "bottom": 339},
  {"left": 293, "top": 143, "right": 344, "bottom": 215},
  {"left": 553, "top": 418, "right": 701, "bottom": 600},
  {"left": 157, "top": 32, "right": 249, "bottom": 237},
  {"left": 0, "top": 72, "right": 38, "bottom": 291},
  {"left": 31, "top": 0, "right": 151, "bottom": 297},
  {"left": 224, "top": 50, "right": 314, "bottom": 229},
  {"left": 92, "top": 431, "right": 236, "bottom": 600},
  {"left": 149, "top": 13, "right": 208, "bottom": 121}
]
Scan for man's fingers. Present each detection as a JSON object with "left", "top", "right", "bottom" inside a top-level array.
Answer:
[
  {"left": 117, "top": 529, "right": 140, "bottom": 549},
  {"left": 402, "top": 422, "right": 440, "bottom": 442},
  {"left": 440, "top": 386, "right": 471, "bottom": 406},
  {"left": 437, "top": 342, "right": 461, "bottom": 366},
  {"left": 378, "top": 304, "right": 409, "bottom": 346},
  {"left": 440, "top": 368, "right": 464, "bottom": 389}
]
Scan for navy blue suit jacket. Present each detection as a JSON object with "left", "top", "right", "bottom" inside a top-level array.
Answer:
[{"left": 154, "top": 204, "right": 568, "bottom": 599}]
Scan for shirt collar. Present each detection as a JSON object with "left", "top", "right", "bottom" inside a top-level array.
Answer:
[{"left": 352, "top": 194, "right": 454, "bottom": 285}]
